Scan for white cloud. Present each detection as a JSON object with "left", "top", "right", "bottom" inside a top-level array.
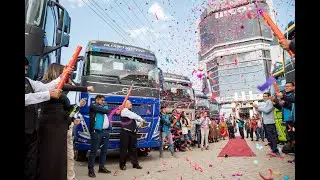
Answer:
[{"left": 148, "top": 2, "right": 170, "bottom": 21}]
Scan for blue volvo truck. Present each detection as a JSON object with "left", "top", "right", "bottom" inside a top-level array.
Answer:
[{"left": 73, "top": 40, "right": 163, "bottom": 161}]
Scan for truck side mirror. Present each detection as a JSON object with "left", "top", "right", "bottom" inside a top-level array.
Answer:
[
  {"left": 43, "top": 0, "right": 71, "bottom": 55},
  {"left": 56, "top": 5, "right": 70, "bottom": 47}
]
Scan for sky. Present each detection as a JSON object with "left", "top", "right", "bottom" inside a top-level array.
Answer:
[{"left": 59, "top": 0, "right": 295, "bottom": 84}]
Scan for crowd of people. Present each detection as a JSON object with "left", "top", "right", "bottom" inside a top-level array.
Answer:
[
  {"left": 24, "top": 36, "right": 295, "bottom": 180},
  {"left": 159, "top": 109, "right": 232, "bottom": 155}
]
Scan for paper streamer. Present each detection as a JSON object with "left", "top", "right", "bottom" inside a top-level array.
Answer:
[{"left": 257, "top": 77, "right": 276, "bottom": 92}]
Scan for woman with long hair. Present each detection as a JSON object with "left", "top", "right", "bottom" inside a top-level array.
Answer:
[{"left": 38, "top": 63, "right": 93, "bottom": 180}]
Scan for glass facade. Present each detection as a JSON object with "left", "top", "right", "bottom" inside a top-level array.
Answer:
[
  {"left": 206, "top": 49, "right": 271, "bottom": 101},
  {"left": 199, "top": 2, "right": 272, "bottom": 54},
  {"left": 199, "top": 1, "right": 274, "bottom": 103}
]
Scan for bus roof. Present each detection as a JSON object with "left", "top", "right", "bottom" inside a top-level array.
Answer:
[
  {"left": 196, "top": 94, "right": 209, "bottom": 99},
  {"left": 272, "top": 69, "right": 284, "bottom": 77},
  {"left": 284, "top": 21, "right": 295, "bottom": 40},
  {"left": 163, "top": 73, "right": 191, "bottom": 82},
  {"left": 86, "top": 40, "right": 157, "bottom": 61},
  {"left": 87, "top": 40, "right": 154, "bottom": 53}
]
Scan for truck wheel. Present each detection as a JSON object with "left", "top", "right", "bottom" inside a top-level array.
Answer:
[
  {"left": 137, "top": 149, "right": 149, "bottom": 157},
  {"left": 74, "top": 149, "right": 87, "bottom": 161}
]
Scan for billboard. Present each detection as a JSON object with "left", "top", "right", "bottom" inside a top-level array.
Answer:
[{"left": 199, "top": 2, "right": 272, "bottom": 55}]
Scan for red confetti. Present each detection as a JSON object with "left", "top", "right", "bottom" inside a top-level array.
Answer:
[
  {"left": 162, "top": 160, "right": 166, "bottom": 165},
  {"left": 247, "top": 10, "right": 252, "bottom": 19},
  {"left": 113, "top": 169, "right": 118, "bottom": 176},
  {"left": 209, "top": 164, "right": 213, "bottom": 167},
  {"left": 259, "top": 169, "right": 273, "bottom": 180},
  {"left": 210, "top": 92, "right": 217, "bottom": 100},
  {"left": 154, "top": 13, "right": 158, "bottom": 20}
]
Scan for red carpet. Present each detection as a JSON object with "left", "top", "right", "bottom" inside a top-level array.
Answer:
[{"left": 218, "top": 137, "right": 256, "bottom": 157}]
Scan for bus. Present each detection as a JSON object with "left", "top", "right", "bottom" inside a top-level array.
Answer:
[
  {"left": 73, "top": 40, "right": 163, "bottom": 160},
  {"left": 283, "top": 21, "right": 295, "bottom": 83},
  {"left": 25, "top": 0, "right": 71, "bottom": 80},
  {"left": 270, "top": 21, "right": 295, "bottom": 94},
  {"left": 160, "top": 73, "right": 196, "bottom": 120},
  {"left": 270, "top": 20, "right": 296, "bottom": 143}
]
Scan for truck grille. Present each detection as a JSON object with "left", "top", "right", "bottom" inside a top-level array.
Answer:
[{"left": 109, "top": 133, "right": 148, "bottom": 141}]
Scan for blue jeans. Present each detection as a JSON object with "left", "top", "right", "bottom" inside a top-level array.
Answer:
[
  {"left": 256, "top": 127, "right": 265, "bottom": 141},
  {"left": 196, "top": 130, "right": 201, "bottom": 144},
  {"left": 88, "top": 129, "right": 110, "bottom": 169},
  {"left": 187, "top": 130, "right": 192, "bottom": 141},
  {"left": 160, "top": 131, "right": 174, "bottom": 153}
]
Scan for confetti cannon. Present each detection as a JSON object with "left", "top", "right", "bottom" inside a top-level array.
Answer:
[
  {"left": 56, "top": 45, "right": 82, "bottom": 89},
  {"left": 257, "top": 9, "right": 294, "bottom": 56}
]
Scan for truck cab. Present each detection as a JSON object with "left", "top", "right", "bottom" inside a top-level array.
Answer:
[{"left": 25, "top": 0, "right": 71, "bottom": 79}]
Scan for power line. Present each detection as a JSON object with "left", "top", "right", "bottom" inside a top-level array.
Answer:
[
  {"left": 106, "top": 0, "right": 160, "bottom": 51},
  {"left": 89, "top": 0, "right": 137, "bottom": 44},
  {"left": 81, "top": 0, "right": 133, "bottom": 45}
]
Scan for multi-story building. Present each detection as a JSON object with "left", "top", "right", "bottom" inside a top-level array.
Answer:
[{"left": 197, "top": 0, "right": 280, "bottom": 113}]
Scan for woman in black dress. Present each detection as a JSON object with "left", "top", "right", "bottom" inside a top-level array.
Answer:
[{"left": 38, "top": 63, "right": 91, "bottom": 180}]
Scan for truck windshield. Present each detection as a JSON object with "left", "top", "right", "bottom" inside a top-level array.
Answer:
[
  {"left": 87, "top": 51, "right": 160, "bottom": 87},
  {"left": 210, "top": 103, "right": 219, "bottom": 111},
  {"left": 162, "top": 83, "right": 194, "bottom": 102},
  {"left": 196, "top": 98, "right": 209, "bottom": 108},
  {"left": 25, "top": 0, "right": 46, "bottom": 27}
]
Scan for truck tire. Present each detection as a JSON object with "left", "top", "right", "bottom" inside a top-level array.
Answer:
[
  {"left": 74, "top": 149, "right": 87, "bottom": 161},
  {"left": 137, "top": 149, "right": 149, "bottom": 157}
]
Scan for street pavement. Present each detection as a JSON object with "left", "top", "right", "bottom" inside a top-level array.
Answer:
[{"left": 74, "top": 137, "right": 295, "bottom": 180}]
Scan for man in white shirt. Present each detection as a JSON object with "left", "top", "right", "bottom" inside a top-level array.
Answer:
[
  {"left": 24, "top": 58, "right": 73, "bottom": 180},
  {"left": 119, "top": 100, "right": 145, "bottom": 170},
  {"left": 25, "top": 58, "right": 63, "bottom": 106}
]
